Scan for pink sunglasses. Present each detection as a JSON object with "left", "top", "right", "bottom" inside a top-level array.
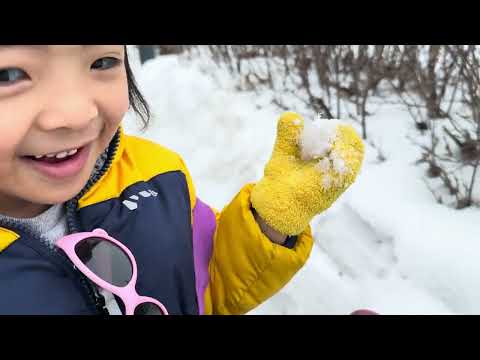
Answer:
[{"left": 56, "top": 228, "right": 168, "bottom": 315}]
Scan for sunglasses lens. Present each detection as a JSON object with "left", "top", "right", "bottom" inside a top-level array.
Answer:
[
  {"left": 74, "top": 237, "right": 133, "bottom": 287},
  {"left": 134, "top": 302, "right": 165, "bottom": 315}
]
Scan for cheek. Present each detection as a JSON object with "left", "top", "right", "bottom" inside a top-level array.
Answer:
[
  {"left": 101, "top": 79, "right": 130, "bottom": 128},
  {"left": 0, "top": 132, "right": 19, "bottom": 162},
  {"left": 0, "top": 98, "right": 37, "bottom": 161}
]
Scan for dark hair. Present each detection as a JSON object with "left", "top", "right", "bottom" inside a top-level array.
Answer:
[{"left": 124, "top": 46, "right": 151, "bottom": 130}]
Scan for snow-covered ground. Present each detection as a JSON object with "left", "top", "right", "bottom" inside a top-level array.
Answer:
[{"left": 124, "top": 47, "right": 480, "bottom": 315}]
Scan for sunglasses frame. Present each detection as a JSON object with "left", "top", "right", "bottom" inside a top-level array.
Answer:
[{"left": 56, "top": 228, "right": 168, "bottom": 315}]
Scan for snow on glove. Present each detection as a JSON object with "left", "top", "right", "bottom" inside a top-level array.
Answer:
[{"left": 251, "top": 111, "right": 365, "bottom": 236}]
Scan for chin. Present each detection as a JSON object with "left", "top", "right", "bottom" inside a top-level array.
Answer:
[
  {"left": 39, "top": 188, "right": 84, "bottom": 205},
  {"left": 47, "top": 155, "right": 100, "bottom": 204},
  {"left": 32, "top": 176, "right": 91, "bottom": 205}
]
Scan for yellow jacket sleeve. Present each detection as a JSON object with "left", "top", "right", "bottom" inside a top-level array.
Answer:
[{"left": 203, "top": 183, "right": 314, "bottom": 315}]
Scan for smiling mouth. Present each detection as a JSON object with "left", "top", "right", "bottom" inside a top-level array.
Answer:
[
  {"left": 23, "top": 137, "right": 97, "bottom": 163},
  {"left": 20, "top": 142, "right": 94, "bottom": 180},
  {"left": 25, "top": 147, "right": 82, "bottom": 164}
]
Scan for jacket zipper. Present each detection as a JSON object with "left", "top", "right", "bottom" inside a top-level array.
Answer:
[{"left": 65, "top": 129, "right": 121, "bottom": 314}]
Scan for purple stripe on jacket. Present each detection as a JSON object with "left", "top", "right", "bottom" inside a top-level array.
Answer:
[{"left": 191, "top": 198, "right": 216, "bottom": 315}]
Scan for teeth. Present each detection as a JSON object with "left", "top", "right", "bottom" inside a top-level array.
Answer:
[
  {"left": 55, "top": 151, "right": 69, "bottom": 159},
  {"left": 34, "top": 147, "right": 79, "bottom": 159}
]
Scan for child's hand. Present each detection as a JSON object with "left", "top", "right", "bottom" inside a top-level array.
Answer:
[{"left": 251, "top": 112, "right": 365, "bottom": 236}]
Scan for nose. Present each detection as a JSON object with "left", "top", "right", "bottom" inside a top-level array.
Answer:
[{"left": 35, "top": 89, "right": 99, "bottom": 132}]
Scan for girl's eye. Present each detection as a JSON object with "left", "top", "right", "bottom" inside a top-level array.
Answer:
[
  {"left": 91, "top": 57, "right": 122, "bottom": 71},
  {"left": 0, "top": 68, "right": 29, "bottom": 86}
]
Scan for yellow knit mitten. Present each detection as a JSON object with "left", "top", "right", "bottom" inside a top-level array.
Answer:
[{"left": 251, "top": 112, "right": 365, "bottom": 236}]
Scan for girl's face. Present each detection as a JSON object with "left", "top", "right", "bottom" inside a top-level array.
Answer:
[{"left": 0, "top": 45, "right": 129, "bottom": 218}]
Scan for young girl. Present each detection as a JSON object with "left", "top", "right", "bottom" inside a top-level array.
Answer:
[{"left": 0, "top": 45, "right": 364, "bottom": 315}]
